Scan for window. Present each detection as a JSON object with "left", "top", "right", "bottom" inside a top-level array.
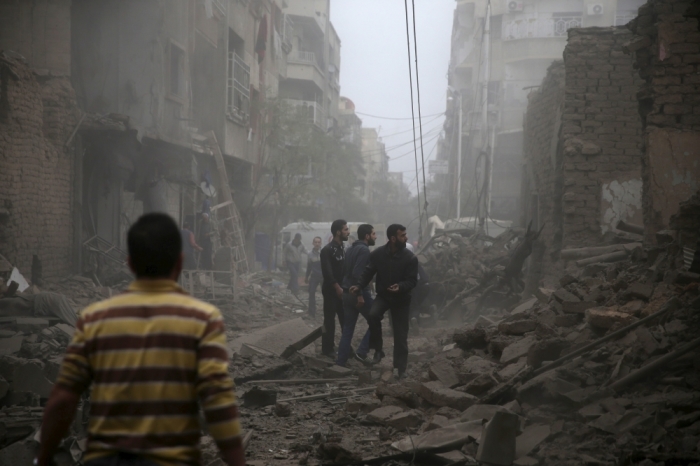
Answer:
[
  {"left": 227, "top": 51, "right": 250, "bottom": 123},
  {"left": 169, "top": 43, "right": 186, "bottom": 98}
]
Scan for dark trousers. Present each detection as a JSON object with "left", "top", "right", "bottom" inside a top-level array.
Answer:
[
  {"left": 287, "top": 261, "right": 300, "bottom": 294},
  {"left": 307, "top": 273, "right": 322, "bottom": 316},
  {"left": 322, "top": 287, "right": 344, "bottom": 354},
  {"left": 336, "top": 291, "right": 372, "bottom": 366},
  {"left": 84, "top": 453, "right": 159, "bottom": 466},
  {"left": 200, "top": 240, "right": 213, "bottom": 270},
  {"left": 369, "top": 294, "right": 411, "bottom": 373}
]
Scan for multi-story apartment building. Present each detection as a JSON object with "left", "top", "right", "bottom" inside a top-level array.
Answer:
[
  {"left": 440, "top": 0, "right": 645, "bottom": 221},
  {"left": 0, "top": 0, "right": 347, "bottom": 277},
  {"left": 280, "top": 0, "right": 340, "bottom": 131},
  {"left": 360, "top": 128, "right": 389, "bottom": 205}
]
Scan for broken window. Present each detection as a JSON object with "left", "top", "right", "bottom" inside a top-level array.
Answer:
[{"left": 169, "top": 42, "right": 186, "bottom": 98}]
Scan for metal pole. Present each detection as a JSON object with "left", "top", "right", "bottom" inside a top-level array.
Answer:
[
  {"left": 479, "top": 2, "right": 491, "bottom": 230},
  {"left": 456, "top": 92, "right": 463, "bottom": 219}
]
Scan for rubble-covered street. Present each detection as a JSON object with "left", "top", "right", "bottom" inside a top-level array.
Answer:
[{"left": 1, "top": 0, "right": 700, "bottom": 465}]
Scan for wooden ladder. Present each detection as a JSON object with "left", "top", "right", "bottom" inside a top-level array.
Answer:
[{"left": 205, "top": 131, "right": 249, "bottom": 277}]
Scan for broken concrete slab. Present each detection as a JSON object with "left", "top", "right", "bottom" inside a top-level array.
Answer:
[
  {"left": 460, "top": 404, "right": 516, "bottom": 423},
  {"left": 366, "top": 405, "right": 404, "bottom": 424},
  {"left": 385, "top": 409, "right": 424, "bottom": 430},
  {"left": 0, "top": 439, "right": 36, "bottom": 464},
  {"left": 10, "top": 358, "right": 53, "bottom": 398},
  {"left": 0, "top": 374, "right": 8, "bottom": 398},
  {"left": 634, "top": 327, "right": 659, "bottom": 355},
  {"left": 423, "top": 414, "right": 453, "bottom": 431},
  {"left": 376, "top": 383, "right": 421, "bottom": 408},
  {"left": 517, "top": 371, "right": 580, "bottom": 405},
  {"left": 561, "top": 300, "right": 596, "bottom": 314},
  {"left": 498, "top": 357, "right": 527, "bottom": 380},
  {"left": 419, "top": 381, "right": 478, "bottom": 411},
  {"left": 323, "top": 365, "right": 353, "bottom": 379},
  {"left": 499, "top": 320, "right": 537, "bottom": 336},
  {"left": 428, "top": 359, "right": 460, "bottom": 388},
  {"left": 515, "top": 424, "right": 550, "bottom": 459},
  {"left": 240, "top": 343, "right": 276, "bottom": 358},
  {"left": 345, "top": 397, "right": 381, "bottom": 414},
  {"left": 553, "top": 288, "right": 580, "bottom": 304},
  {"left": 0, "top": 335, "right": 24, "bottom": 356},
  {"left": 476, "top": 410, "right": 519, "bottom": 465},
  {"left": 554, "top": 314, "right": 581, "bottom": 327},
  {"left": 511, "top": 298, "right": 538, "bottom": 316},
  {"left": 585, "top": 307, "right": 637, "bottom": 329},
  {"left": 392, "top": 420, "right": 483, "bottom": 453},
  {"left": 230, "top": 317, "right": 317, "bottom": 357},
  {"left": 624, "top": 282, "right": 654, "bottom": 301},
  {"left": 500, "top": 335, "right": 537, "bottom": 364}
]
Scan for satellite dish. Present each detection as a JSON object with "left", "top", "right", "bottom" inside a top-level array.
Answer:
[{"left": 200, "top": 181, "right": 217, "bottom": 197}]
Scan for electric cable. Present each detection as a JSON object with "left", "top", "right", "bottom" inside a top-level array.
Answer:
[
  {"left": 403, "top": 0, "right": 422, "bottom": 238},
  {"left": 355, "top": 110, "right": 444, "bottom": 120},
  {"left": 411, "top": 0, "right": 430, "bottom": 220}
]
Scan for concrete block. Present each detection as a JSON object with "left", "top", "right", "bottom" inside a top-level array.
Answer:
[
  {"left": 366, "top": 405, "right": 404, "bottom": 424},
  {"left": 428, "top": 359, "right": 460, "bottom": 388},
  {"left": 476, "top": 410, "right": 519, "bottom": 465},
  {"left": 498, "top": 320, "right": 537, "bottom": 336},
  {"left": 385, "top": 409, "right": 424, "bottom": 430},
  {"left": 419, "top": 381, "right": 478, "bottom": 411},
  {"left": 585, "top": 307, "right": 637, "bottom": 329},
  {"left": 324, "top": 365, "right": 353, "bottom": 379},
  {"left": 500, "top": 336, "right": 537, "bottom": 364}
]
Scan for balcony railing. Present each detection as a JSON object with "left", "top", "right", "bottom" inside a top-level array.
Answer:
[
  {"left": 286, "top": 99, "right": 326, "bottom": 130},
  {"left": 288, "top": 50, "right": 318, "bottom": 66},
  {"left": 614, "top": 12, "right": 636, "bottom": 26},
  {"left": 503, "top": 16, "right": 582, "bottom": 41},
  {"left": 227, "top": 52, "right": 250, "bottom": 123}
]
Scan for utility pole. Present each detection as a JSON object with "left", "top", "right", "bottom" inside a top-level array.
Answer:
[
  {"left": 479, "top": 1, "right": 492, "bottom": 230},
  {"left": 456, "top": 91, "right": 463, "bottom": 219}
]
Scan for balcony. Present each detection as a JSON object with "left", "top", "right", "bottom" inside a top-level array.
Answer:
[
  {"left": 503, "top": 16, "right": 582, "bottom": 41},
  {"left": 286, "top": 99, "right": 326, "bottom": 130}
]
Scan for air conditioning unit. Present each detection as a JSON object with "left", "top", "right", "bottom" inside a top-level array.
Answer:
[
  {"left": 587, "top": 3, "right": 604, "bottom": 15},
  {"left": 507, "top": 1, "right": 524, "bottom": 13}
]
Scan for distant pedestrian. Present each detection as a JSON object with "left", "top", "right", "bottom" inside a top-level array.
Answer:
[
  {"left": 181, "top": 221, "right": 202, "bottom": 269},
  {"left": 284, "top": 233, "right": 307, "bottom": 296},
  {"left": 36, "top": 213, "right": 245, "bottom": 466},
  {"left": 199, "top": 213, "right": 214, "bottom": 270},
  {"left": 351, "top": 224, "right": 417, "bottom": 378},
  {"left": 336, "top": 224, "right": 377, "bottom": 367},
  {"left": 305, "top": 236, "right": 323, "bottom": 317},
  {"left": 320, "top": 219, "right": 348, "bottom": 357}
]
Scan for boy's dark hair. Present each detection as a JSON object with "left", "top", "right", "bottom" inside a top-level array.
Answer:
[
  {"left": 127, "top": 213, "right": 182, "bottom": 278},
  {"left": 357, "top": 224, "right": 374, "bottom": 241},
  {"left": 386, "top": 224, "right": 406, "bottom": 240},
  {"left": 331, "top": 219, "right": 347, "bottom": 236}
]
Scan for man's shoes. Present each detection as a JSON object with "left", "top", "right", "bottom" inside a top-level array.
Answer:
[
  {"left": 397, "top": 370, "right": 407, "bottom": 379},
  {"left": 372, "top": 350, "right": 385, "bottom": 364},
  {"left": 354, "top": 353, "right": 372, "bottom": 366}
]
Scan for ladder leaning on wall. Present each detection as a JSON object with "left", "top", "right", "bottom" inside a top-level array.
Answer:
[{"left": 204, "top": 130, "right": 249, "bottom": 279}]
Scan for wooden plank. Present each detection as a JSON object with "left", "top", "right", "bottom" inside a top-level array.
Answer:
[{"left": 279, "top": 326, "right": 324, "bottom": 359}]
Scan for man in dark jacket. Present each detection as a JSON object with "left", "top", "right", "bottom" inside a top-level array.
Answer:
[
  {"left": 320, "top": 219, "right": 349, "bottom": 356},
  {"left": 351, "top": 224, "right": 417, "bottom": 378},
  {"left": 336, "top": 224, "right": 375, "bottom": 367}
]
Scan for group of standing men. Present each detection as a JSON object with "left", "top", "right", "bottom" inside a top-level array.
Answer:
[{"left": 317, "top": 219, "right": 418, "bottom": 378}]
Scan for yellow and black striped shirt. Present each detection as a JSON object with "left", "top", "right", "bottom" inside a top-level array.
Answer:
[{"left": 56, "top": 280, "right": 241, "bottom": 465}]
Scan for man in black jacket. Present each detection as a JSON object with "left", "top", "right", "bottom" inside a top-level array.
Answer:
[
  {"left": 320, "top": 219, "right": 349, "bottom": 356},
  {"left": 350, "top": 224, "right": 417, "bottom": 378}
]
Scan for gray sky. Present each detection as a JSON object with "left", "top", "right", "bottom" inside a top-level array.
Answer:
[{"left": 330, "top": 0, "right": 454, "bottom": 193}]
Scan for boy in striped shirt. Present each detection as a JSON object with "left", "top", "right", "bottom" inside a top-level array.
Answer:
[{"left": 36, "top": 213, "right": 245, "bottom": 466}]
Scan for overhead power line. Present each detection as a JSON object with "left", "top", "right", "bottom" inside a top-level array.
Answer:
[
  {"left": 356, "top": 110, "right": 445, "bottom": 120},
  {"left": 411, "top": 0, "right": 429, "bottom": 221},
  {"left": 404, "top": 0, "right": 422, "bottom": 238}
]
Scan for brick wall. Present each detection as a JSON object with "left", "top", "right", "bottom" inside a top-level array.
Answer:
[
  {"left": 626, "top": 0, "right": 700, "bottom": 243},
  {"left": 521, "top": 60, "right": 565, "bottom": 289},
  {"left": 0, "top": 56, "right": 78, "bottom": 279},
  {"left": 560, "top": 27, "right": 645, "bottom": 247}
]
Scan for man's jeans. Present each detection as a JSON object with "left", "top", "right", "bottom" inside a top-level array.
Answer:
[
  {"left": 308, "top": 273, "right": 322, "bottom": 316},
  {"left": 322, "top": 287, "right": 344, "bottom": 354},
  {"left": 368, "top": 294, "right": 411, "bottom": 373},
  {"left": 287, "top": 261, "right": 300, "bottom": 294},
  {"left": 336, "top": 291, "right": 372, "bottom": 366},
  {"left": 84, "top": 453, "right": 159, "bottom": 466}
]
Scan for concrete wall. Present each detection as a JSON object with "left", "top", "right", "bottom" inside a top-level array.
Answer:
[
  {"left": 626, "top": 0, "right": 700, "bottom": 243},
  {"left": 0, "top": 57, "right": 78, "bottom": 279},
  {"left": 71, "top": 0, "right": 192, "bottom": 144},
  {"left": 0, "top": 0, "right": 72, "bottom": 76},
  {"left": 559, "top": 27, "right": 644, "bottom": 246}
]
